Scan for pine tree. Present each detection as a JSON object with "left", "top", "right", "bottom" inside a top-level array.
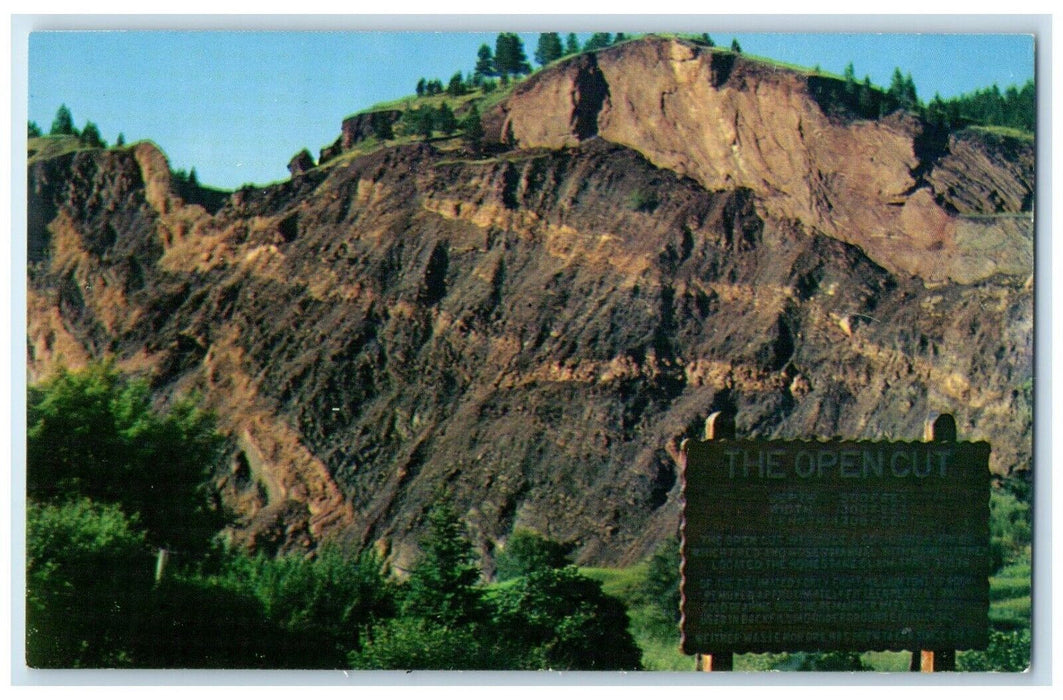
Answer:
[
  {"left": 446, "top": 71, "right": 466, "bottom": 97},
  {"left": 115, "top": 132, "right": 126, "bottom": 147},
  {"left": 701, "top": 33, "right": 715, "bottom": 47},
  {"left": 436, "top": 101, "right": 457, "bottom": 135},
  {"left": 49, "top": 104, "right": 76, "bottom": 136},
  {"left": 903, "top": 72, "right": 919, "bottom": 110},
  {"left": 401, "top": 502, "right": 484, "bottom": 627},
  {"left": 495, "top": 33, "right": 531, "bottom": 77},
  {"left": 887, "top": 67, "right": 906, "bottom": 109},
  {"left": 730, "top": 38, "right": 742, "bottom": 53},
  {"left": 843, "top": 61, "right": 857, "bottom": 96},
  {"left": 460, "top": 104, "right": 484, "bottom": 152},
  {"left": 79, "top": 121, "right": 105, "bottom": 148},
  {"left": 474, "top": 43, "right": 496, "bottom": 79},
  {"left": 534, "top": 32, "right": 563, "bottom": 66},
  {"left": 584, "top": 33, "right": 612, "bottom": 51},
  {"left": 416, "top": 78, "right": 426, "bottom": 97},
  {"left": 564, "top": 33, "right": 580, "bottom": 56},
  {"left": 28, "top": 121, "right": 42, "bottom": 138},
  {"left": 613, "top": 32, "right": 626, "bottom": 43},
  {"left": 371, "top": 112, "right": 394, "bottom": 140},
  {"left": 416, "top": 108, "right": 434, "bottom": 140}
]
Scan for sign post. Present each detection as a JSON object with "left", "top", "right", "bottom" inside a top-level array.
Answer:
[{"left": 680, "top": 412, "right": 990, "bottom": 670}]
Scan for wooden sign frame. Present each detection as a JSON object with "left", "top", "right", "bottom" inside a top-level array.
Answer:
[{"left": 679, "top": 412, "right": 990, "bottom": 672}]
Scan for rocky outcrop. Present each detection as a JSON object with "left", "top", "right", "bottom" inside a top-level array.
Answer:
[
  {"left": 320, "top": 110, "right": 402, "bottom": 164},
  {"left": 341, "top": 110, "right": 402, "bottom": 149},
  {"left": 26, "top": 37, "right": 1033, "bottom": 567},
  {"left": 288, "top": 149, "right": 315, "bottom": 177},
  {"left": 487, "top": 37, "right": 1034, "bottom": 286}
]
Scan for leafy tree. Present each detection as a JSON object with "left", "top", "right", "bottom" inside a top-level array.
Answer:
[
  {"left": 535, "top": 32, "right": 564, "bottom": 66},
  {"left": 564, "top": 33, "right": 580, "bottom": 56},
  {"left": 28, "top": 120, "right": 42, "bottom": 138},
  {"left": 26, "top": 498, "right": 154, "bottom": 667},
  {"left": 491, "top": 566, "right": 642, "bottom": 670},
  {"left": 584, "top": 33, "right": 612, "bottom": 51},
  {"left": 49, "top": 104, "right": 77, "bottom": 136},
  {"left": 730, "top": 38, "right": 742, "bottom": 53},
  {"left": 27, "top": 363, "right": 224, "bottom": 554},
  {"left": 79, "top": 120, "right": 106, "bottom": 148},
  {"left": 474, "top": 43, "right": 496, "bottom": 79},
  {"left": 494, "top": 529, "right": 573, "bottom": 581},
  {"left": 401, "top": 502, "right": 485, "bottom": 627}
]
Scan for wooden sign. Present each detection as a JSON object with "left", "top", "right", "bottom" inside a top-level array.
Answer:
[{"left": 680, "top": 438, "right": 991, "bottom": 655}]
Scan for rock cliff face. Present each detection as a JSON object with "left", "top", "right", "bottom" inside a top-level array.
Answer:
[
  {"left": 487, "top": 38, "right": 1033, "bottom": 284},
  {"left": 27, "top": 37, "right": 1033, "bottom": 568}
]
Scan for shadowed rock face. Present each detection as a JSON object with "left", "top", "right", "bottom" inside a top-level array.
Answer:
[{"left": 27, "top": 37, "right": 1033, "bottom": 567}]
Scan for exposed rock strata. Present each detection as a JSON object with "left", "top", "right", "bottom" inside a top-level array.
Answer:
[{"left": 27, "top": 37, "right": 1033, "bottom": 567}]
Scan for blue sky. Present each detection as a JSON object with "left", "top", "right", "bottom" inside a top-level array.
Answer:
[{"left": 28, "top": 31, "right": 1035, "bottom": 190}]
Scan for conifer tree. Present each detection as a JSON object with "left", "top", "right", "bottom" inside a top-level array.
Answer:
[
  {"left": 28, "top": 121, "right": 42, "bottom": 138},
  {"left": 475, "top": 43, "right": 496, "bottom": 79},
  {"left": 416, "top": 78, "right": 426, "bottom": 97},
  {"left": 115, "top": 132, "right": 126, "bottom": 147},
  {"left": 494, "top": 33, "right": 531, "bottom": 77},
  {"left": 79, "top": 121, "right": 105, "bottom": 148},
  {"left": 843, "top": 61, "right": 857, "bottom": 95},
  {"left": 446, "top": 71, "right": 466, "bottom": 97},
  {"left": 534, "top": 32, "right": 563, "bottom": 66},
  {"left": 460, "top": 104, "right": 485, "bottom": 152},
  {"left": 584, "top": 33, "right": 612, "bottom": 51},
  {"left": 730, "top": 38, "right": 742, "bottom": 53},
  {"left": 564, "top": 33, "right": 580, "bottom": 55},
  {"left": 436, "top": 101, "right": 457, "bottom": 135},
  {"left": 401, "top": 502, "right": 484, "bottom": 627},
  {"left": 50, "top": 104, "right": 76, "bottom": 136}
]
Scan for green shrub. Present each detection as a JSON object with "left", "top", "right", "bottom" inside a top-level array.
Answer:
[
  {"left": 957, "top": 629, "right": 1031, "bottom": 672},
  {"left": 494, "top": 528, "right": 573, "bottom": 581},
  {"left": 491, "top": 566, "right": 642, "bottom": 670},
  {"left": 213, "top": 544, "right": 396, "bottom": 663}
]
